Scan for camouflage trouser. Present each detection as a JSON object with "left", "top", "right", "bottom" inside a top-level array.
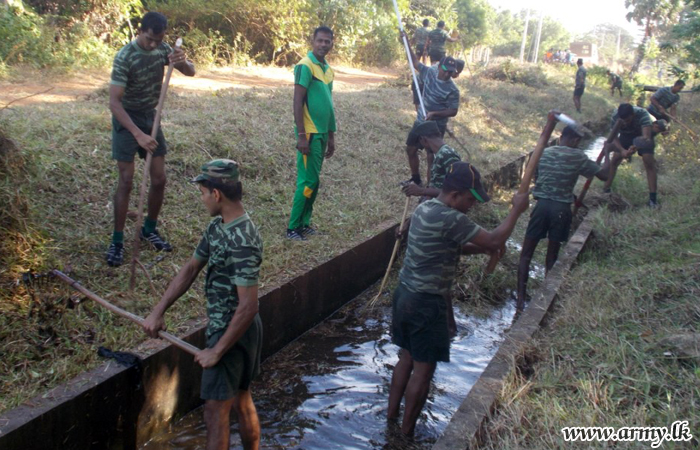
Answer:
[{"left": 288, "top": 133, "right": 326, "bottom": 230}]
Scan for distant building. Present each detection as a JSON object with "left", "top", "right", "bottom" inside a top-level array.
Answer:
[{"left": 569, "top": 42, "right": 599, "bottom": 65}]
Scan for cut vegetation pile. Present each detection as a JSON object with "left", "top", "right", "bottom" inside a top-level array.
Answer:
[
  {"left": 0, "top": 62, "right": 619, "bottom": 413},
  {"left": 480, "top": 98, "right": 700, "bottom": 448}
]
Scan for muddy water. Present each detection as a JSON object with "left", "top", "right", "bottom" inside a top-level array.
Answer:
[{"left": 142, "top": 288, "right": 517, "bottom": 450}]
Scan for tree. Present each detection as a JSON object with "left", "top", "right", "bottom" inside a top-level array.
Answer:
[{"left": 625, "top": 0, "right": 683, "bottom": 75}]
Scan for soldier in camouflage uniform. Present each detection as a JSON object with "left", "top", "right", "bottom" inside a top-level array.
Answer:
[
  {"left": 106, "top": 12, "right": 196, "bottom": 267},
  {"left": 143, "top": 159, "right": 263, "bottom": 450},
  {"left": 388, "top": 162, "right": 529, "bottom": 436},
  {"left": 401, "top": 120, "right": 461, "bottom": 199},
  {"left": 412, "top": 19, "right": 431, "bottom": 64},
  {"left": 517, "top": 126, "right": 611, "bottom": 310}
]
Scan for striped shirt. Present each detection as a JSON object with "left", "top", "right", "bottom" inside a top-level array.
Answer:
[
  {"left": 611, "top": 106, "right": 653, "bottom": 138},
  {"left": 430, "top": 144, "right": 461, "bottom": 189},
  {"left": 400, "top": 198, "right": 481, "bottom": 296},
  {"left": 417, "top": 64, "right": 460, "bottom": 126},
  {"left": 110, "top": 40, "right": 172, "bottom": 111},
  {"left": 533, "top": 146, "right": 602, "bottom": 203},
  {"left": 648, "top": 86, "right": 680, "bottom": 116}
]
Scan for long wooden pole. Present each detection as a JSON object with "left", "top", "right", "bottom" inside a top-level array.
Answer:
[
  {"left": 369, "top": 196, "right": 412, "bottom": 306},
  {"left": 130, "top": 38, "right": 182, "bottom": 291},
  {"left": 572, "top": 119, "right": 623, "bottom": 216},
  {"left": 484, "top": 111, "right": 561, "bottom": 274},
  {"left": 52, "top": 270, "right": 201, "bottom": 356},
  {"left": 665, "top": 112, "right": 698, "bottom": 141},
  {"left": 391, "top": 0, "right": 427, "bottom": 118}
]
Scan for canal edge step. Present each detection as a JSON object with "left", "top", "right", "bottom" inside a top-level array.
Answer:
[{"left": 433, "top": 206, "right": 599, "bottom": 450}]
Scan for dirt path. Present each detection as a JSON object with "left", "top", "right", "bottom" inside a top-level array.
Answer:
[{"left": 0, "top": 65, "right": 396, "bottom": 107}]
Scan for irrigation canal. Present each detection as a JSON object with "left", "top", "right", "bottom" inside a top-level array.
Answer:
[
  {"left": 142, "top": 285, "right": 520, "bottom": 449},
  {"left": 140, "top": 140, "right": 613, "bottom": 449}
]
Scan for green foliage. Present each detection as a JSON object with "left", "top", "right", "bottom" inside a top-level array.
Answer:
[{"left": 454, "top": 0, "right": 493, "bottom": 48}]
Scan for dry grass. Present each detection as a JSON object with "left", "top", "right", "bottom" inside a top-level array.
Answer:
[
  {"left": 479, "top": 100, "right": 700, "bottom": 449},
  {"left": 0, "top": 62, "right": 619, "bottom": 413}
]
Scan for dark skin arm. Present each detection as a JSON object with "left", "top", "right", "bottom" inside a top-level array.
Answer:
[
  {"left": 109, "top": 47, "right": 195, "bottom": 152},
  {"left": 402, "top": 183, "right": 440, "bottom": 198},
  {"left": 425, "top": 109, "right": 458, "bottom": 121},
  {"left": 650, "top": 96, "right": 668, "bottom": 117},
  {"left": 469, "top": 192, "right": 530, "bottom": 252},
  {"left": 195, "top": 285, "right": 259, "bottom": 368},
  {"left": 400, "top": 30, "right": 421, "bottom": 71},
  {"left": 143, "top": 257, "right": 207, "bottom": 336},
  {"left": 293, "top": 84, "right": 309, "bottom": 155}
]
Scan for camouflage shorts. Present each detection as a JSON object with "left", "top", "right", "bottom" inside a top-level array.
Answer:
[{"left": 112, "top": 109, "right": 167, "bottom": 162}]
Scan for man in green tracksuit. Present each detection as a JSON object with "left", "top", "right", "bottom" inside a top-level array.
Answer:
[{"left": 286, "top": 26, "right": 337, "bottom": 241}]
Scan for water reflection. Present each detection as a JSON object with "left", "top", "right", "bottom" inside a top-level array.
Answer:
[{"left": 143, "top": 288, "right": 516, "bottom": 450}]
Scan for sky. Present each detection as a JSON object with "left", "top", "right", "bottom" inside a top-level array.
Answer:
[{"left": 486, "top": 0, "right": 644, "bottom": 39}]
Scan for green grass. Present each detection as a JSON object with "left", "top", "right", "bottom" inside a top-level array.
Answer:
[
  {"left": 479, "top": 101, "right": 700, "bottom": 448},
  {"left": 0, "top": 61, "right": 620, "bottom": 413}
]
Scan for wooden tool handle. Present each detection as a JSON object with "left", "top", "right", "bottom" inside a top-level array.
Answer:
[
  {"left": 52, "top": 270, "right": 201, "bottom": 356},
  {"left": 485, "top": 111, "right": 559, "bottom": 274},
  {"left": 572, "top": 119, "right": 623, "bottom": 214},
  {"left": 370, "top": 196, "right": 412, "bottom": 306},
  {"left": 129, "top": 38, "right": 183, "bottom": 291}
]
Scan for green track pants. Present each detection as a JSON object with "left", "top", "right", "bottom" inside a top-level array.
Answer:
[{"left": 288, "top": 133, "right": 326, "bottom": 230}]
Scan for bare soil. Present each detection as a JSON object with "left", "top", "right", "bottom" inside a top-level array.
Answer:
[{"left": 0, "top": 65, "right": 396, "bottom": 107}]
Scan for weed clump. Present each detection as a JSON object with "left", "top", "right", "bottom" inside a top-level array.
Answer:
[{"left": 483, "top": 59, "right": 549, "bottom": 88}]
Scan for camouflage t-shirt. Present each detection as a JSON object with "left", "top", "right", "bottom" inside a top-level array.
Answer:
[
  {"left": 194, "top": 213, "right": 263, "bottom": 338},
  {"left": 428, "top": 29, "right": 449, "bottom": 54},
  {"left": 648, "top": 86, "right": 680, "bottom": 116},
  {"left": 430, "top": 144, "right": 461, "bottom": 189},
  {"left": 400, "top": 198, "right": 481, "bottom": 296},
  {"left": 533, "top": 146, "right": 602, "bottom": 204},
  {"left": 414, "top": 26, "right": 430, "bottom": 48},
  {"left": 575, "top": 66, "right": 587, "bottom": 88},
  {"left": 611, "top": 106, "right": 653, "bottom": 138},
  {"left": 110, "top": 40, "right": 173, "bottom": 111}
]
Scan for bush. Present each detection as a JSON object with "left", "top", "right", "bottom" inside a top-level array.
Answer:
[{"left": 483, "top": 59, "right": 549, "bottom": 88}]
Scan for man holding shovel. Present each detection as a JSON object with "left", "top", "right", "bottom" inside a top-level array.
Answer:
[
  {"left": 106, "top": 11, "right": 195, "bottom": 267},
  {"left": 388, "top": 162, "right": 529, "bottom": 436},
  {"left": 144, "top": 159, "right": 263, "bottom": 450},
  {"left": 516, "top": 126, "right": 612, "bottom": 310},
  {"left": 647, "top": 80, "right": 684, "bottom": 121},
  {"left": 400, "top": 30, "right": 460, "bottom": 187}
]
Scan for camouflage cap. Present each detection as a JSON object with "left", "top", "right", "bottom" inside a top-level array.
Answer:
[
  {"left": 654, "top": 119, "right": 668, "bottom": 132},
  {"left": 411, "top": 120, "right": 441, "bottom": 137},
  {"left": 191, "top": 159, "right": 239, "bottom": 183}
]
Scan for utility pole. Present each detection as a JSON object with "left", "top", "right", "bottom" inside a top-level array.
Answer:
[
  {"left": 519, "top": 9, "right": 530, "bottom": 63},
  {"left": 532, "top": 11, "right": 544, "bottom": 63},
  {"left": 615, "top": 28, "right": 621, "bottom": 69}
]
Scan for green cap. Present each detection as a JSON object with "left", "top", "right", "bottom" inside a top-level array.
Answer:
[{"left": 192, "top": 159, "right": 239, "bottom": 183}]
